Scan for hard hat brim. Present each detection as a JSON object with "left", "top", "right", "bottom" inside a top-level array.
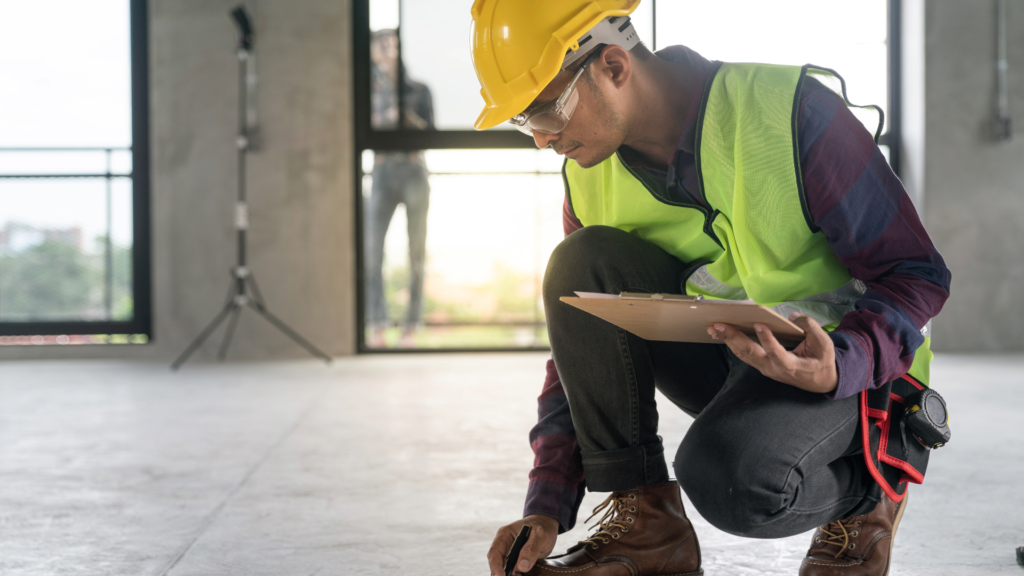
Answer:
[
  {"left": 471, "top": 0, "right": 641, "bottom": 131},
  {"left": 473, "top": 90, "right": 542, "bottom": 131}
]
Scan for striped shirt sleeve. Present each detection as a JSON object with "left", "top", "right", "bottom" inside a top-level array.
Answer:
[
  {"left": 522, "top": 358, "right": 587, "bottom": 532},
  {"left": 798, "top": 79, "right": 951, "bottom": 398}
]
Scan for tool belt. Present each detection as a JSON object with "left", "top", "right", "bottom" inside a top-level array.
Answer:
[{"left": 859, "top": 375, "right": 932, "bottom": 502}]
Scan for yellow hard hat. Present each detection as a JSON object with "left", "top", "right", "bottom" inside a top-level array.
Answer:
[{"left": 470, "top": 0, "right": 641, "bottom": 131}]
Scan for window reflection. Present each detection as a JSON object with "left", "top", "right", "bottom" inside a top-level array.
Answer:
[
  {"left": 370, "top": 29, "right": 435, "bottom": 130},
  {"left": 362, "top": 150, "right": 564, "bottom": 349},
  {"left": 0, "top": 1, "right": 137, "bottom": 327},
  {"left": 397, "top": 0, "right": 502, "bottom": 130}
]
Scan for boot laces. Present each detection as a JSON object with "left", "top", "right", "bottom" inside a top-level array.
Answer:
[
  {"left": 817, "top": 517, "right": 861, "bottom": 558},
  {"left": 577, "top": 493, "right": 635, "bottom": 549}
]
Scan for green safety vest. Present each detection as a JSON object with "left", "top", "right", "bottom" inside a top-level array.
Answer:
[{"left": 563, "top": 62, "right": 932, "bottom": 385}]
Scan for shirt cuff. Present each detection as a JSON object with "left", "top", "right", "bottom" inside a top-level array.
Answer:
[
  {"left": 827, "top": 330, "right": 872, "bottom": 400},
  {"left": 523, "top": 478, "right": 586, "bottom": 534}
]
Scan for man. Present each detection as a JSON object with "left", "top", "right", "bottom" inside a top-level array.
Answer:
[
  {"left": 470, "top": 1, "right": 950, "bottom": 576},
  {"left": 365, "top": 29, "right": 434, "bottom": 348}
]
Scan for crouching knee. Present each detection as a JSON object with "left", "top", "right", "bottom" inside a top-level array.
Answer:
[
  {"left": 674, "top": 438, "right": 787, "bottom": 538},
  {"left": 543, "top": 225, "right": 636, "bottom": 301}
]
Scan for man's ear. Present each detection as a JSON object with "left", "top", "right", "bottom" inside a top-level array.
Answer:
[{"left": 596, "top": 44, "right": 633, "bottom": 89}]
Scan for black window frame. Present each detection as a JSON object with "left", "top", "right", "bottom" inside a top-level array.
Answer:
[
  {"left": 0, "top": 0, "right": 152, "bottom": 339},
  {"left": 351, "top": 0, "right": 901, "bottom": 353},
  {"left": 353, "top": 0, "right": 538, "bottom": 354},
  {"left": 882, "top": 0, "right": 902, "bottom": 177}
]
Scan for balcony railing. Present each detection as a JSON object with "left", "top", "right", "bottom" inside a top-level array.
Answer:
[{"left": 0, "top": 146, "right": 134, "bottom": 333}]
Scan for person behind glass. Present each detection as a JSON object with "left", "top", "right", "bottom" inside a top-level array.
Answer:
[{"left": 366, "top": 29, "right": 434, "bottom": 348}]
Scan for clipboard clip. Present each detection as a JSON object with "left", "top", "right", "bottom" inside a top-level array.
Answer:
[{"left": 620, "top": 292, "right": 704, "bottom": 302}]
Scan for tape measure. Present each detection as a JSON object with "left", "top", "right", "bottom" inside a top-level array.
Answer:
[{"left": 904, "top": 389, "right": 951, "bottom": 449}]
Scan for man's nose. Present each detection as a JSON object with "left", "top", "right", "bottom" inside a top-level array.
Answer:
[{"left": 532, "top": 131, "right": 558, "bottom": 149}]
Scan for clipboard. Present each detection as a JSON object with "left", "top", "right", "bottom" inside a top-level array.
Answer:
[{"left": 560, "top": 292, "right": 805, "bottom": 346}]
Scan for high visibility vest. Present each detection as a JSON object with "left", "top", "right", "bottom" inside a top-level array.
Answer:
[{"left": 563, "top": 62, "right": 932, "bottom": 385}]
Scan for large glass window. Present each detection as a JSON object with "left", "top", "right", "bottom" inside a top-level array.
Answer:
[
  {"left": 656, "top": 0, "right": 895, "bottom": 158},
  {"left": 362, "top": 149, "right": 564, "bottom": 348},
  {"left": 0, "top": 0, "right": 149, "bottom": 344},
  {"left": 355, "top": 0, "right": 897, "bottom": 351}
]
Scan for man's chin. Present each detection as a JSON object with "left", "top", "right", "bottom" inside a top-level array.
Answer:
[{"left": 571, "top": 146, "right": 617, "bottom": 169}]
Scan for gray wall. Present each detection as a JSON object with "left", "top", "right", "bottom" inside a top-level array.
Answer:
[
  {"left": 917, "top": 0, "right": 1024, "bottom": 352},
  {"left": 0, "top": 0, "right": 356, "bottom": 361}
]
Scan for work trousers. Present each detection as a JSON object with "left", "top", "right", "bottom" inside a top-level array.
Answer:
[
  {"left": 365, "top": 159, "right": 430, "bottom": 328},
  {"left": 544, "top": 226, "right": 881, "bottom": 539}
]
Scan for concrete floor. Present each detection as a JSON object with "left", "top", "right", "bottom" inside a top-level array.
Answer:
[{"left": 0, "top": 353, "right": 1021, "bottom": 576}]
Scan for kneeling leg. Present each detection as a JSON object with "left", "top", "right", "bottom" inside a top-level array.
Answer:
[{"left": 675, "top": 360, "right": 880, "bottom": 539}]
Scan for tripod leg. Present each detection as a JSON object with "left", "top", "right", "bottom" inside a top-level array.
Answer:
[
  {"left": 171, "top": 302, "right": 236, "bottom": 370},
  {"left": 247, "top": 301, "right": 332, "bottom": 364},
  {"left": 217, "top": 305, "right": 243, "bottom": 361},
  {"left": 246, "top": 274, "right": 266, "bottom": 306}
]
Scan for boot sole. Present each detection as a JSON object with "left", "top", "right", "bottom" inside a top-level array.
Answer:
[
  {"left": 537, "top": 569, "right": 702, "bottom": 576},
  {"left": 881, "top": 491, "right": 909, "bottom": 576}
]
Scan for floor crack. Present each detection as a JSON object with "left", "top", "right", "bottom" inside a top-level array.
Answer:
[{"left": 155, "top": 380, "right": 331, "bottom": 576}]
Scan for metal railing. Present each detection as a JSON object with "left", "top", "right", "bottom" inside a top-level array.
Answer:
[{"left": 0, "top": 146, "right": 133, "bottom": 322}]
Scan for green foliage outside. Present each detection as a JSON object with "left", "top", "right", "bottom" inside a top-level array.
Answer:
[
  {"left": 109, "top": 241, "right": 134, "bottom": 321},
  {"left": 383, "top": 261, "right": 541, "bottom": 325},
  {"left": 0, "top": 238, "right": 133, "bottom": 322},
  {"left": 375, "top": 259, "right": 548, "bottom": 349},
  {"left": 368, "top": 324, "right": 549, "bottom": 349}
]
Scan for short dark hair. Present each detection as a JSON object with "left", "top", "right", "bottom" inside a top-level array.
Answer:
[
  {"left": 630, "top": 40, "right": 655, "bottom": 62},
  {"left": 576, "top": 41, "right": 655, "bottom": 87}
]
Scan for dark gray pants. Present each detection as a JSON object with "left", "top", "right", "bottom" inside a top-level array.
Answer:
[{"left": 544, "top": 226, "right": 880, "bottom": 539}]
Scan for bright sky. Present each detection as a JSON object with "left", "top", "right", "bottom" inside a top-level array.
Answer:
[
  {"left": 0, "top": 0, "right": 133, "bottom": 249},
  {"left": 657, "top": 0, "right": 888, "bottom": 129}
]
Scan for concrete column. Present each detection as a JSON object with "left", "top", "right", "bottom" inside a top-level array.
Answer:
[{"left": 923, "top": 0, "right": 1024, "bottom": 352}]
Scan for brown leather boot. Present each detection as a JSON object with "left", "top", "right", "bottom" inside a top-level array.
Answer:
[
  {"left": 799, "top": 491, "right": 909, "bottom": 576},
  {"left": 525, "top": 481, "right": 702, "bottom": 576}
]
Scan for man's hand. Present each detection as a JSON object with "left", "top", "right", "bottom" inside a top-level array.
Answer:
[
  {"left": 707, "top": 313, "right": 838, "bottom": 394},
  {"left": 487, "top": 514, "right": 559, "bottom": 576}
]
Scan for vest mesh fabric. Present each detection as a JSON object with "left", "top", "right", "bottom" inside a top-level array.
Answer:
[{"left": 563, "top": 61, "right": 932, "bottom": 384}]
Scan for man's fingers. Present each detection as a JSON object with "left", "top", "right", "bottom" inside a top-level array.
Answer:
[
  {"left": 486, "top": 546, "right": 505, "bottom": 576},
  {"left": 790, "top": 314, "right": 817, "bottom": 333},
  {"left": 753, "top": 323, "right": 795, "bottom": 370},
  {"left": 515, "top": 540, "right": 541, "bottom": 574},
  {"left": 487, "top": 528, "right": 514, "bottom": 576},
  {"left": 784, "top": 314, "right": 839, "bottom": 393},
  {"left": 790, "top": 315, "right": 832, "bottom": 357},
  {"left": 712, "top": 323, "right": 768, "bottom": 366}
]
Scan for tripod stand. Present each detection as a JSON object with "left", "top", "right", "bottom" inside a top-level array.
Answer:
[{"left": 171, "top": 6, "right": 331, "bottom": 370}]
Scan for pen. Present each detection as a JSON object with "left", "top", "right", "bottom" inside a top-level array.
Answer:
[{"left": 503, "top": 524, "right": 532, "bottom": 576}]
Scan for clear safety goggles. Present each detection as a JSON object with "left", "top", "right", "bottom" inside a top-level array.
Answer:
[{"left": 508, "top": 51, "right": 601, "bottom": 136}]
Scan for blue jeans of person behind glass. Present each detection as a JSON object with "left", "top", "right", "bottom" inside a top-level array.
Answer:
[{"left": 365, "top": 159, "right": 430, "bottom": 330}]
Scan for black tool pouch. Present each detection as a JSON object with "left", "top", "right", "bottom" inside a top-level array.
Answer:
[{"left": 859, "top": 375, "right": 933, "bottom": 503}]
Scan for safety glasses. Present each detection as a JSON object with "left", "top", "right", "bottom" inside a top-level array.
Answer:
[{"left": 508, "top": 51, "right": 602, "bottom": 136}]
